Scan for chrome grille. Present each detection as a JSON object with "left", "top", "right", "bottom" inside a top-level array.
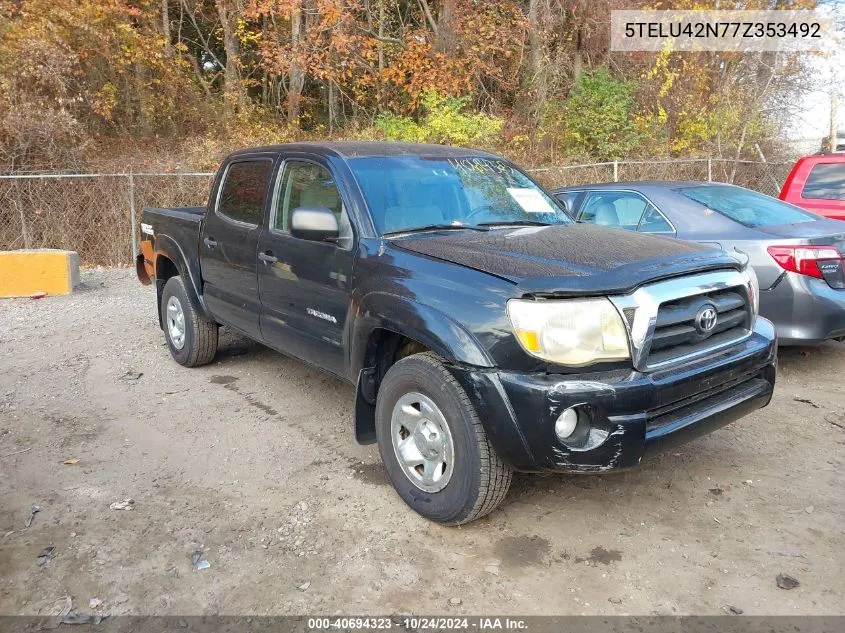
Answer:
[
  {"left": 609, "top": 269, "right": 755, "bottom": 372},
  {"left": 647, "top": 288, "right": 750, "bottom": 366}
]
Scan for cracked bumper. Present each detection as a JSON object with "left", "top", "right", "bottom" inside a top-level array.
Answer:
[{"left": 448, "top": 318, "right": 777, "bottom": 473}]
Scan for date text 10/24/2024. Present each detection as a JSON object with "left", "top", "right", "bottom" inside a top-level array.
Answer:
[{"left": 307, "top": 618, "right": 528, "bottom": 630}]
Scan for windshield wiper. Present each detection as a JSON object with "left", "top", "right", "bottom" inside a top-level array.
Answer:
[
  {"left": 383, "top": 223, "right": 489, "bottom": 236},
  {"left": 477, "top": 220, "right": 554, "bottom": 227}
]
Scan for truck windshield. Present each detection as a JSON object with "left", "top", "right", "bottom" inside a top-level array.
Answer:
[
  {"left": 678, "top": 185, "right": 819, "bottom": 228},
  {"left": 347, "top": 156, "right": 571, "bottom": 235}
]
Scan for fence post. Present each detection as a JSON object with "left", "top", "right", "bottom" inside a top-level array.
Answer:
[
  {"left": 128, "top": 172, "right": 137, "bottom": 260},
  {"left": 613, "top": 160, "right": 619, "bottom": 182},
  {"left": 707, "top": 158, "right": 713, "bottom": 182}
]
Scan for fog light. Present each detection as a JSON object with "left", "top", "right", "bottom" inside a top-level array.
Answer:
[{"left": 555, "top": 407, "right": 579, "bottom": 440}]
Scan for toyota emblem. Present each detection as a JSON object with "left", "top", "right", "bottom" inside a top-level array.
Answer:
[{"left": 695, "top": 304, "right": 718, "bottom": 335}]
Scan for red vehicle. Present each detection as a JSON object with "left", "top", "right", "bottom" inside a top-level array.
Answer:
[{"left": 780, "top": 154, "right": 845, "bottom": 220}]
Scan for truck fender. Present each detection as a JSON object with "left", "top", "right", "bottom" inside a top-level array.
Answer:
[
  {"left": 152, "top": 233, "right": 210, "bottom": 323},
  {"left": 350, "top": 292, "right": 494, "bottom": 445},
  {"left": 350, "top": 292, "right": 494, "bottom": 375}
]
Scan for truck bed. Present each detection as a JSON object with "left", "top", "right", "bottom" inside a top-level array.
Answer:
[
  {"left": 143, "top": 206, "right": 204, "bottom": 223},
  {"left": 141, "top": 206, "right": 204, "bottom": 240},
  {"left": 138, "top": 206, "right": 205, "bottom": 289}
]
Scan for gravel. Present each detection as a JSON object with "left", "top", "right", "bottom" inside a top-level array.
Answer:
[{"left": 0, "top": 268, "right": 843, "bottom": 615}]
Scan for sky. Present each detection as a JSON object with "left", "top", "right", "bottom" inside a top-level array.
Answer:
[{"left": 786, "top": 1, "right": 845, "bottom": 141}]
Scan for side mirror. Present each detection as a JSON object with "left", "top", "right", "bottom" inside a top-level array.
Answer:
[{"left": 290, "top": 207, "right": 339, "bottom": 242}]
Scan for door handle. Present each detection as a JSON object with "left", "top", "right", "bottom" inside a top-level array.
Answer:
[
  {"left": 203, "top": 237, "right": 218, "bottom": 248},
  {"left": 258, "top": 250, "right": 278, "bottom": 264}
]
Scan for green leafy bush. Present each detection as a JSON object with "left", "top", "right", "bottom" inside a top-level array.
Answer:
[
  {"left": 552, "top": 70, "right": 643, "bottom": 161},
  {"left": 373, "top": 91, "right": 503, "bottom": 146}
]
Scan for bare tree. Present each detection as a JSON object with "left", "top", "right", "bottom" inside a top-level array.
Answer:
[
  {"left": 162, "top": 0, "right": 173, "bottom": 58},
  {"left": 215, "top": 0, "right": 243, "bottom": 113},
  {"left": 287, "top": 0, "right": 305, "bottom": 124}
]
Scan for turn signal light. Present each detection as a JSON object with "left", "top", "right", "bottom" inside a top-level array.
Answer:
[{"left": 766, "top": 245, "right": 841, "bottom": 280}]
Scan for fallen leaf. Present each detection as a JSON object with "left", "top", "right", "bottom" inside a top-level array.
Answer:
[{"left": 63, "top": 458, "right": 80, "bottom": 465}]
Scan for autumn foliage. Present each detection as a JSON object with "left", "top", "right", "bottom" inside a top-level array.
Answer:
[{"left": 0, "top": 0, "right": 818, "bottom": 172}]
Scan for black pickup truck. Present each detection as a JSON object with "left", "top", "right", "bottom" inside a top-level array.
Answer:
[{"left": 137, "top": 142, "right": 777, "bottom": 525}]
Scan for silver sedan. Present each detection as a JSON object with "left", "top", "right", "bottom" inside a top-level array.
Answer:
[{"left": 552, "top": 181, "right": 845, "bottom": 345}]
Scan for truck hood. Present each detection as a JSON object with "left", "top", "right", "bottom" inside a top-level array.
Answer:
[{"left": 392, "top": 224, "right": 745, "bottom": 297}]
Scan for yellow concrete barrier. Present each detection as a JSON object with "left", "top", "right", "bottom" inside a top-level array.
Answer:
[{"left": 0, "top": 250, "right": 80, "bottom": 298}]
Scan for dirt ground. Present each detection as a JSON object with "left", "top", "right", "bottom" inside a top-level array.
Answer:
[{"left": 0, "top": 268, "right": 843, "bottom": 617}]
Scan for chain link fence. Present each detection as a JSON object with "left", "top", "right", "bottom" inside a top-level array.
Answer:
[
  {"left": 0, "top": 172, "right": 213, "bottom": 265},
  {"left": 0, "top": 158, "right": 793, "bottom": 266},
  {"left": 527, "top": 158, "right": 791, "bottom": 196}
]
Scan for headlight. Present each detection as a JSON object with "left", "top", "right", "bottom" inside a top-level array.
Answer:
[{"left": 507, "top": 297, "right": 630, "bottom": 366}]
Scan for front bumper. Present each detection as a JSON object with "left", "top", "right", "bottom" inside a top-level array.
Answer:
[
  {"left": 448, "top": 317, "right": 777, "bottom": 473},
  {"left": 760, "top": 272, "right": 845, "bottom": 345}
]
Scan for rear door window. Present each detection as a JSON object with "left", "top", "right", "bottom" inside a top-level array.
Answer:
[
  {"left": 216, "top": 159, "right": 274, "bottom": 225},
  {"left": 579, "top": 191, "right": 648, "bottom": 229},
  {"left": 802, "top": 163, "right": 845, "bottom": 201}
]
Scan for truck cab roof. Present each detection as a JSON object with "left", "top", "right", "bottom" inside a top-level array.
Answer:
[{"left": 227, "top": 141, "right": 499, "bottom": 160}]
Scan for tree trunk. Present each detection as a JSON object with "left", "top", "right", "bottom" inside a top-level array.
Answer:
[
  {"left": 572, "top": 27, "right": 583, "bottom": 85},
  {"left": 528, "top": 0, "right": 547, "bottom": 118},
  {"left": 215, "top": 0, "right": 242, "bottom": 114},
  {"left": 288, "top": 0, "right": 305, "bottom": 125},
  {"left": 162, "top": 0, "right": 172, "bottom": 58},
  {"left": 418, "top": 0, "right": 439, "bottom": 39},
  {"left": 328, "top": 79, "right": 339, "bottom": 133},
  {"left": 261, "top": 15, "right": 269, "bottom": 106},
  {"left": 134, "top": 62, "right": 151, "bottom": 135},
  {"left": 377, "top": 0, "right": 385, "bottom": 110},
  {"left": 434, "top": 0, "right": 456, "bottom": 54}
]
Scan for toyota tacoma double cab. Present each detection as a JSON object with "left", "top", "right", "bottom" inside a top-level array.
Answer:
[{"left": 137, "top": 142, "right": 777, "bottom": 525}]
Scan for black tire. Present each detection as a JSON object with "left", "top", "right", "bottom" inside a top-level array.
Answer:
[
  {"left": 375, "top": 352, "right": 512, "bottom": 525},
  {"left": 160, "top": 276, "right": 218, "bottom": 367}
]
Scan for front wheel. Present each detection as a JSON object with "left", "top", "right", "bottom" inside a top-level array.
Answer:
[
  {"left": 160, "top": 276, "right": 218, "bottom": 367},
  {"left": 375, "top": 352, "right": 512, "bottom": 525}
]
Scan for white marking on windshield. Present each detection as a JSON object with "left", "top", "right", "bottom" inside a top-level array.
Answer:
[{"left": 506, "top": 188, "right": 555, "bottom": 214}]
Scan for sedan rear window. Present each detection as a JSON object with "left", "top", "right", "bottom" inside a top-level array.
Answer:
[{"left": 678, "top": 185, "right": 817, "bottom": 227}]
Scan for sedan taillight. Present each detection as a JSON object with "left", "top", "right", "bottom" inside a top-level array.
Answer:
[{"left": 766, "top": 245, "right": 842, "bottom": 279}]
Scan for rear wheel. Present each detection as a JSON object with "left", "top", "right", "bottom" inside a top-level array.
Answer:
[
  {"left": 160, "top": 276, "right": 218, "bottom": 367},
  {"left": 375, "top": 352, "right": 512, "bottom": 525}
]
